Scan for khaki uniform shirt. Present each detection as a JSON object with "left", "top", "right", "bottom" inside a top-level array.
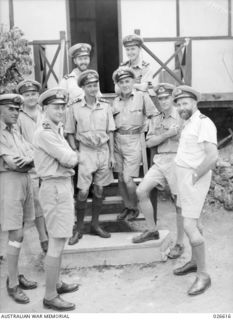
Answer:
[
  {"left": 33, "top": 120, "right": 78, "bottom": 180},
  {"left": 112, "top": 90, "right": 156, "bottom": 131},
  {"left": 17, "top": 105, "right": 44, "bottom": 144},
  {"left": 0, "top": 121, "right": 34, "bottom": 172},
  {"left": 65, "top": 98, "right": 116, "bottom": 148},
  {"left": 59, "top": 68, "right": 84, "bottom": 105},
  {"left": 146, "top": 107, "right": 183, "bottom": 154},
  {"left": 120, "top": 58, "right": 155, "bottom": 86},
  {"left": 175, "top": 110, "right": 217, "bottom": 169}
]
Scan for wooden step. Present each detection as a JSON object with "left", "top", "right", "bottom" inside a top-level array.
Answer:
[
  {"left": 62, "top": 230, "right": 171, "bottom": 268},
  {"left": 84, "top": 212, "right": 145, "bottom": 222}
]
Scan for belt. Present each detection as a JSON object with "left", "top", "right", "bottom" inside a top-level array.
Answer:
[{"left": 116, "top": 128, "right": 141, "bottom": 135}]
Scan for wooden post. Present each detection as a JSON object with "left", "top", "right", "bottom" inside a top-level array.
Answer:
[
  {"left": 59, "top": 31, "right": 66, "bottom": 81},
  {"left": 9, "top": 0, "right": 14, "bottom": 28}
]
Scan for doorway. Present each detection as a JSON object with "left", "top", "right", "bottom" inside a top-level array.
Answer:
[{"left": 69, "top": 0, "right": 120, "bottom": 93}]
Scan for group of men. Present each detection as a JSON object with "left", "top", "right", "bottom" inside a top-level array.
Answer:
[{"left": 0, "top": 34, "right": 218, "bottom": 311}]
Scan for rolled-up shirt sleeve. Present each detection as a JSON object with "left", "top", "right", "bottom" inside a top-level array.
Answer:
[
  {"left": 143, "top": 92, "right": 158, "bottom": 117},
  {"left": 36, "top": 130, "right": 78, "bottom": 168},
  {"left": 65, "top": 106, "right": 76, "bottom": 134}
]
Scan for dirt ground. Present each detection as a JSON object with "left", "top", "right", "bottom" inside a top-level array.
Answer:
[{"left": 0, "top": 199, "right": 233, "bottom": 314}]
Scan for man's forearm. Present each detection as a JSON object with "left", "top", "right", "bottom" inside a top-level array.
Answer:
[
  {"left": 146, "top": 132, "right": 169, "bottom": 148},
  {"left": 67, "top": 134, "right": 78, "bottom": 150},
  {"left": 108, "top": 132, "right": 114, "bottom": 156},
  {"left": 195, "top": 150, "right": 218, "bottom": 180}
]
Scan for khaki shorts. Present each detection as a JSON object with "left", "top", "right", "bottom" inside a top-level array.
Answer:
[
  {"left": 114, "top": 133, "right": 142, "bottom": 178},
  {"left": 141, "top": 154, "right": 177, "bottom": 195},
  {"left": 78, "top": 143, "right": 113, "bottom": 190},
  {"left": 175, "top": 165, "right": 212, "bottom": 219},
  {"left": 31, "top": 174, "right": 43, "bottom": 218},
  {"left": 39, "top": 177, "right": 74, "bottom": 238},
  {"left": 0, "top": 172, "right": 35, "bottom": 231}
]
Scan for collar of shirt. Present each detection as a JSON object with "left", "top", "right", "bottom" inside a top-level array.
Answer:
[
  {"left": 80, "top": 98, "right": 103, "bottom": 110},
  {"left": 161, "top": 107, "right": 178, "bottom": 120},
  {"left": 184, "top": 109, "right": 200, "bottom": 127},
  {"left": 0, "top": 120, "right": 16, "bottom": 133},
  {"left": 20, "top": 104, "right": 41, "bottom": 121},
  {"left": 70, "top": 68, "right": 82, "bottom": 78},
  {"left": 43, "top": 119, "right": 63, "bottom": 134},
  {"left": 118, "top": 90, "right": 135, "bottom": 101}
]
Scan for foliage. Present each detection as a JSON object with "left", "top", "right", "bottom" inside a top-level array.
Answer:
[{"left": 0, "top": 25, "right": 33, "bottom": 93}]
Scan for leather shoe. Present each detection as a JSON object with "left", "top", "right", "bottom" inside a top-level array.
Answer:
[
  {"left": 117, "top": 208, "right": 130, "bottom": 221},
  {"left": 173, "top": 261, "right": 197, "bottom": 276},
  {"left": 188, "top": 273, "right": 211, "bottom": 296},
  {"left": 57, "top": 281, "right": 79, "bottom": 295},
  {"left": 90, "top": 225, "right": 111, "bottom": 238},
  {"left": 68, "top": 230, "right": 83, "bottom": 245},
  {"left": 18, "top": 274, "right": 37, "bottom": 290},
  {"left": 168, "top": 244, "right": 184, "bottom": 259},
  {"left": 43, "top": 295, "right": 75, "bottom": 311},
  {"left": 40, "top": 240, "right": 48, "bottom": 253},
  {"left": 132, "top": 230, "right": 160, "bottom": 243},
  {"left": 127, "top": 209, "right": 140, "bottom": 222},
  {"left": 6, "top": 278, "right": 30, "bottom": 304}
]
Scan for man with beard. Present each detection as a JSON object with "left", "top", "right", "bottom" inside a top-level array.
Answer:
[
  {"left": 172, "top": 85, "right": 218, "bottom": 296},
  {"left": 60, "top": 43, "right": 92, "bottom": 105},
  {"left": 65, "top": 70, "right": 115, "bottom": 245},
  {"left": 133, "top": 83, "right": 185, "bottom": 260},
  {"left": 0, "top": 93, "right": 37, "bottom": 304},
  {"left": 17, "top": 80, "right": 48, "bottom": 253},
  {"left": 34, "top": 88, "right": 79, "bottom": 311}
]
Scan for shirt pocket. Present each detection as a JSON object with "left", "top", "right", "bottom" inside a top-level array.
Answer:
[{"left": 129, "top": 108, "right": 144, "bottom": 126}]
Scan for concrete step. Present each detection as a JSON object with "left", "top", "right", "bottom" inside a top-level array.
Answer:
[
  {"left": 84, "top": 212, "right": 145, "bottom": 223},
  {"left": 62, "top": 230, "right": 171, "bottom": 268}
]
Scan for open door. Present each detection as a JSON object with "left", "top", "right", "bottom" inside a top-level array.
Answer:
[{"left": 69, "top": 0, "right": 119, "bottom": 93}]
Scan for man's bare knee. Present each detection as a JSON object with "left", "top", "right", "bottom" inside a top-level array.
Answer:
[
  {"left": 8, "top": 229, "right": 24, "bottom": 243},
  {"left": 78, "top": 189, "right": 89, "bottom": 201},
  {"left": 93, "top": 185, "right": 103, "bottom": 198},
  {"left": 136, "top": 184, "right": 150, "bottom": 201},
  {"left": 118, "top": 173, "right": 124, "bottom": 182}
]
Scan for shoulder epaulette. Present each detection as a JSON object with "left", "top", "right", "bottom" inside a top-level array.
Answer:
[
  {"left": 120, "top": 61, "right": 129, "bottom": 67},
  {"left": 142, "top": 60, "right": 150, "bottom": 67},
  {"left": 63, "top": 74, "right": 75, "bottom": 80},
  {"left": 42, "top": 121, "right": 52, "bottom": 129},
  {"left": 67, "top": 97, "right": 82, "bottom": 107},
  {"left": 98, "top": 98, "right": 110, "bottom": 104},
  {"left": 199, "top": 114, "right": 207, "bottom": 119}
]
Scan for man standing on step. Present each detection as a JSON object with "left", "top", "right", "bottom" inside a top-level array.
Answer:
[
  {"left": 59, "top": 43, "right": 92, "bottom": 105},
  {"left": 0, "top": 93, "right": 37, "bottom": 304},
  {"left": 172, "top": 85, "right": 218, "bottom": 296},
  {"left": 34, "top": 88, "right": 79, "bottom": 311},
  {"left": 16, "top": 79, "right": 48, "bottom": 254},
  {"left": 65, "top": 70, "right": 116, "bottom": 245},
  {"left": 116, "top": 34, "right": 155, "bottom": 93},
  {"left": 132, "top": 83, "right": 185, "bottom": 258},
  {"left": 112, "top": 67, "right": 157, "bottom": 222}
]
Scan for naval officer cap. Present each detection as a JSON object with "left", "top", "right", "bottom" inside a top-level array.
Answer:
[
  {"left": 17, "top": 79, "right": 41, "bottom": 95},
  {"left": 68, "top": 43, "right": 92, "bottom": 58},
  {"left": 38, "top": 88, "right": 68, "bottom": 106},
  {"left": 112, "top": 67, "right": 135, "bottom": 83},
  {"left": 78, "top": 69, "right": 99, "bottom": 87},
  {"left": 122, "top": 34, "right": 143, "bottom": 47},
  {"left": 153, "top": 83, "right": 175, "bottom": 98},
  {"left": 172, "top": 85, "right": 201, "bottom": 103},
  {"left": 0, "top": 93, "right": 24, "bottom": 108}
]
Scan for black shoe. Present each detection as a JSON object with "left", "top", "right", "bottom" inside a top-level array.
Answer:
[
  {"left": 173, "top": 261, "right": 197, "bottom": 276},
  {"left": 127, "top": 209, "right": 140, "bottom": 221},
  {"left": 90, "top": 226, "right": 111, "bottom": 238},
  {"left": 132, "top": 230, "right": 160, "bottom": 243},
  {"left": 43, "top": 295, "right": 75, "bottom": 311},
  {"left": 117, "top": 208, "right": 130, "bottom": 221},
  {"left": 57, "top": 281, "right": 79, "bottom": 295},
  {"left": 6, "top": 278, "right": 30, "bottom": 304},
  {"left": 68, "top": 231, "right": 83, "bottom": 245},
  {"left": 188, "top": 273, "right": 211, "bottom": 296},
  {"left": 18, "top": 274, "right": 37, "bottom": 290},
  {"left": 40, "top": 240, "right": 48, "bottom": 253}
]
